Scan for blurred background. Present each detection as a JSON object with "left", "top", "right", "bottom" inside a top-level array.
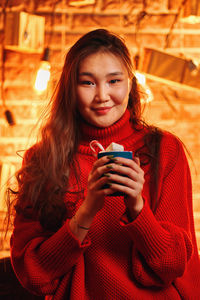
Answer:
[{"left": 0, "top": 0, "right": 199, "bottom": 260}]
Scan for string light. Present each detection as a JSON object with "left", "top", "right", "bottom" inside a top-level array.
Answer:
[{"left": 34, "top": 47, "right": 51, "bottom": 94}]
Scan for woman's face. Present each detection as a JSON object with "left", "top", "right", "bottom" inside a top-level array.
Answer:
[{"left": 76, "top": 51, "right": 131, "bottom": 128}]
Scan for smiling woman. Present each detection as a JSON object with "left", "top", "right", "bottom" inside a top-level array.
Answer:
[
  {"left": 77, "top": 51, "right": 131, "bottom": 127},
  {"left": 7, "top": 29, "right": 200, "bottom": 300}
]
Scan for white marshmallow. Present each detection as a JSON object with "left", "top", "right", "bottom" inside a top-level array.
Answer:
[{"left": 106, "top": 142, "right": 124, "bottom": 152}]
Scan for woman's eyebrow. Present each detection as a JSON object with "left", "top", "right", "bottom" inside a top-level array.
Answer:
[
  {"left": 79, "top": 72, "right": 93, "bottom": 76},
  {"left": 107, "top": 72, "right": 124, "bottom": 76},
  {"left": 79, "top": 71, "right": 124, "bottom": 76}
]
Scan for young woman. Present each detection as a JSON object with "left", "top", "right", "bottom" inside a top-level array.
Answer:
[{"left": 10, "top": 29, "right": 200, "bottom": 299}]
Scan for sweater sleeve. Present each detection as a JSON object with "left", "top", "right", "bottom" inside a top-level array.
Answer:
[
  {"left": 120, "top": 134, "right": 194, "bottom": 287},
  {"left": 10, "top": 216, "right": 91, "bottom": 296}
]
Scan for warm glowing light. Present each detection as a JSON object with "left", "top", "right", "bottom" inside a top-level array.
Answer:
[
  {"left": 68, "top": 0, "right": 95, "bottom": 6},
  {"left": 180, "top": 15, "right": 200, "bottom": 24},
  {"left": 34, "top": 61, "right": 51, "bottom": 93},
  {"left": 135, "top": 71, "right": 153, "bottom": 103},
  {"left": 144, "top": 87, "right": 154, "bottom": 103},
  {"left": 135, "top": 71, "right": 146, "bottom": 85}
]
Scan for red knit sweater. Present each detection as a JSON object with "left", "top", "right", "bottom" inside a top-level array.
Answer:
[{"left": 10, "top": 110, "right": 200, "bottom": 299}]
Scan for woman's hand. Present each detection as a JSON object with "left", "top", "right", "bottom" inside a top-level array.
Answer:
[
  {"left": 102, "top": 156, "right": 145, "bottom": 218},
  {"left": 83, "top": 155, "right": 145, "bottom": 217},
  {"left": 82, "top": 155, "right": 116, "bottom": 217},
  {"left": 69, "top": 155, "right": 115, "bottom": 242},
  {"left": 69, "top": 155, "right": 145, "bottom": 242}
]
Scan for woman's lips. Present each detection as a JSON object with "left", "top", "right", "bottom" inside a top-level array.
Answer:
[{"left": 93, "top": 107, "right": 112, "bottom": 115}]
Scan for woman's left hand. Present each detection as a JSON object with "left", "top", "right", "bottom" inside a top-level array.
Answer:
[{"left": 106, "top": 156, "right": 145, "bottom": 218}]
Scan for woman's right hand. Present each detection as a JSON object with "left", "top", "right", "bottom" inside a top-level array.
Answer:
[
  {"left": 69, "top": 156, "right": 112, "bottom": 242},
  {"left": 82, "top": 155, "right": 114, "bottom": 217}
]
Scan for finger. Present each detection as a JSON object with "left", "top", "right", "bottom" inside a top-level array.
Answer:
[
  {"left": 92, "top": 155, "right": 114, "bottom": 170},
  {"left": 90, "top": 159, "right": 119, "bottom": 183},
  {"left": 108, "top": 173, "right": 144, "bottom": 190},
  {"left": 113, "top": 157, "right": 141, "bottom": 172},
  {"left": 107, "top": 182, "right": 142, "bottom": 198},
  {"left": 89, "top": 173, "right": 113, "bottom": 191},
  {"left": 133, "top": 156, "right": 140, "bottom": 166},
  {"left": 105, "top": 163, "right": 143, "bottom": 183}
]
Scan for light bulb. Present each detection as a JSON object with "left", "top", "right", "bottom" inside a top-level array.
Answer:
[{"left": 34, "top": 60, "right": 51, "bottom": 93}]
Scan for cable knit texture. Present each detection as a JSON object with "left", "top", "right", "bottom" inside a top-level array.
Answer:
[{"left": 10, "top": 110, "right": 200, "bottom": 299}]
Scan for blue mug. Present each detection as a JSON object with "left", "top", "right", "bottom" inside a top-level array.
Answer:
[
  {"left": 98, "top": 151, "right": 133, "bottom": 196},
  {"left": 98, "top": 151, "right": 133, "bottom": 160}
]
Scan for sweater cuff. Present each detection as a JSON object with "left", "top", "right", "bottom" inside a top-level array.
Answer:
[
  {"left": 65, "top": 219, "right": 91, "bottom": 248},
  {"left": 120, "top": 200, "right": 174, "bottom": 258}
]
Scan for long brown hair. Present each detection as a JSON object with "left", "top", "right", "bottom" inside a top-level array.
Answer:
[{"left": 7, "top": 29, "right": 161, "bottom": 232}]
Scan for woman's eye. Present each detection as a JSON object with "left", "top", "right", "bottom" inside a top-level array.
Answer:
[
  {"left": 80, "top": 81, "right": 94, "bottom": 85},
  {"left": 110, "top": 79, "right": 121, "bottom": 84}
]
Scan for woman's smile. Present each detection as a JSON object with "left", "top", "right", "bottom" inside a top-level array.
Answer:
[{"left": 92, "top": 106, "right": 113, "bottom": 115}]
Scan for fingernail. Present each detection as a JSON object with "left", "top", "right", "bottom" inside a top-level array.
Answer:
[
  {"left": 107, "top": 155, "right": 114, "bottom": 159},
  {"left": 109, "top": 157, "right": 118, "bottom": 162},
  {"left": 104, "top": 173, "right": 111, "bottom": 177},
  {"left": 107, "top": 165, "right": 113, "bottom": 169}
]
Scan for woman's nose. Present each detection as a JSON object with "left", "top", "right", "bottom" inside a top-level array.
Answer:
[{"left": 95, "top": 84, "right": 110, "bottom": 102}]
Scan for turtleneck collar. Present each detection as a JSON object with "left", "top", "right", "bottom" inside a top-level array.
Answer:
[{"left": 78, "top": 109, "right": 135, "bottom": 153}]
